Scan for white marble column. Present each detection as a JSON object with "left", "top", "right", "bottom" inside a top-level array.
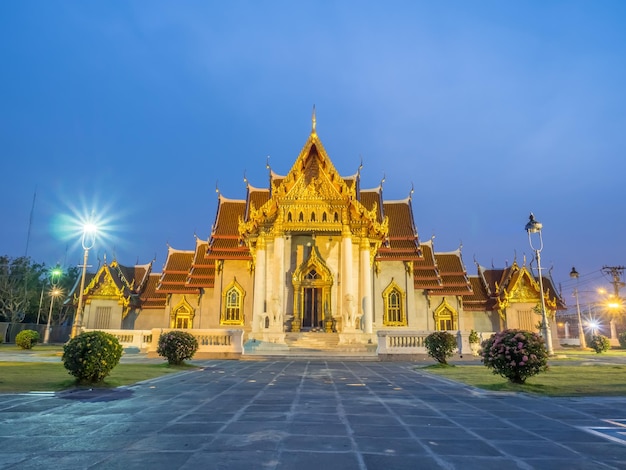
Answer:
[
  {"left": 272, "top": 233, "right": 285, "bottom": 330},
  {"left": 360, "top": 238, "right": 373, "bottom": 334},
  {"left": 342, "top": 225, "right": 354, "bottom": 329},
  {"left": 252, "top": 237, "right": 266, "bottom": 333}
]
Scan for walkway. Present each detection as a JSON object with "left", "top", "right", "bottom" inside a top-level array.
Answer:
[{"left": 2, "top": 360, "right": 626, "bottom": 469}]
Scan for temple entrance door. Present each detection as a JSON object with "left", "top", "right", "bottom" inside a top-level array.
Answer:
[
  {"left": 302, "top": 287, "right": 322, "bottom": 329},
  {"left": 291, "top": 247, "right": 334, "bottom": 332}
]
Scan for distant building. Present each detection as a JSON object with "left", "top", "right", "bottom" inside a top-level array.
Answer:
[{"left": 71, "top": 114, "right": 564, "bottom": 347}]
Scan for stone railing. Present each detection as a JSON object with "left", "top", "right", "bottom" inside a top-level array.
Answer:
[
  {"left": 147, "top": 328, "right": 244, "bottom": 359},
  {"left": 83, "top": 329, "right": 153, "bottom": 350},
  {"left": 377, "top": 330, "right": 496, "bottom": 359},
  {"left": 83, "top": 328, "right": 244, "bottom": 358},
  {"left": 377, "top": 330, "right": 430, "bottom": 357}
]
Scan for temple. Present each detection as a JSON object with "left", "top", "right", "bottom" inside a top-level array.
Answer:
[{"left": 74, "top": 113, "right": 564, "bottom": 352}]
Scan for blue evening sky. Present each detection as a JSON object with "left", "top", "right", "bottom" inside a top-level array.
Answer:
[{"left": 1, "top": 1, "right": 625, "bottom": 298}]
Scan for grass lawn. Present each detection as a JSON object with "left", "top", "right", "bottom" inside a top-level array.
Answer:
[
  {"left": 424, "top": 363, "right": 626, "bottom": 396},
  {"left": 0, "top": 344, "right": 64, "bottom": 355},
  {"left": 0, "top": 362, "right": 198, "bottom": 393}
]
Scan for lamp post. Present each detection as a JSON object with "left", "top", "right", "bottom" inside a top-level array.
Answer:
[
  {"left": 37, "top": 265, "right": 62, "bottom": 325},
  {"left": 43, "top": 287, "right": 62, "bottom": 344},
  {"left": 569, "top": 267, "right": 587, "bottom": 349},
  {"left": 525, "top": 213, "right": 554, "bottom": 355},
  {"left": 70, "top": 222, "right": 97, "bottom": 338}
]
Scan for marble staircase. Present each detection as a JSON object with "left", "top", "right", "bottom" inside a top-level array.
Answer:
[{"left": 243, "top": 332, "right": 377, "bottom": 360}]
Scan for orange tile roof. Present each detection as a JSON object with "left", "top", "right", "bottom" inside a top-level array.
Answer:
[
  {"left": 432, "top": 252, "right": 473, "bottom": 295},
  {"left": 206, "top": 197, "right": 252, "bottom": 260},
  {"left": 247, "top": 187, "right": 270, "bottom": 219},
  {"left": 412, "top": 242, "right": 441, "bottom": 289},
  {"left": 187, "top": 240, "right": 216, "bottom": 288},
  {"left": 157, "top": 249, "right": 199, "bottom": 294},
  {"left": 463, "top": 276, "right": 490, "bottom": 311},
  {"left": 376, "top": 200, "right": 422, "bottom": 262},
  {"left": 140, "top": 274, "right": 167, "bottom": 309},
  {"left": 359, "top": 189, "right": 383, "bottom": 222}
]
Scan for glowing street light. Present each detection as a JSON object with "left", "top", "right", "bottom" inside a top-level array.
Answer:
[
  {"left": 36, "top": 265, "right": 63, "bottom": 325},
  {"left": 569, "top": 267, "right": 587, "bottom": 349},
  {"left": 43, "top": 287, "right": 62, "bottom": 344},
  {"left": 70, "top": 222, "right": 97, "bottom": 338},
  {"left": 525, "top": 213, "right": 554, "bottom": 355}
]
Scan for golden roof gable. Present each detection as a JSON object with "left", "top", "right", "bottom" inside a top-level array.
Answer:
[{"left": 239, "top": 125, "right": 388, "bottom": 243}]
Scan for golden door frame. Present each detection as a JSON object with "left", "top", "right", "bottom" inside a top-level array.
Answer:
[{"left": 291, "top": 247, "right": 333, "bottom": 332}]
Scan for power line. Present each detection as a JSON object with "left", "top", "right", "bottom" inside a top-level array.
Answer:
[{"left": 602, "top": 266, "right": 625, "bottom": 297}]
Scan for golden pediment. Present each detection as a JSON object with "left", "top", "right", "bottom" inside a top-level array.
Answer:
[
  {"left": 508, "top": 276, "right": 539, "bottom": 302},
  {"left": 92, "top": 272, "right": 122, "bottom": 298},
  {"left": 284, "top": 174, "right": 343, "bottom": 202},
  {"left": 238, "top": 128, "right": 388, "bottom": 248}
]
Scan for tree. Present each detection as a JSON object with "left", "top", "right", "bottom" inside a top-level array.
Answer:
[
  {"left": 0, "top": 256, "right": 78, "bottom": 325},
  {"left": 0, "top": 256, "right": 43, "bottom": 322}
]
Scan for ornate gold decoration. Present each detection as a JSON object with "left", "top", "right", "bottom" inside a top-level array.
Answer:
[
  {"left": 170, "top": 296, "right": 196, "bottom": 328},
  {"left": 292, "top": 247, "right": 334, "bottom": 332},
  {"left": 434, "top": 298, "right": 457, "bottom": 331},
  {"left": 382, "top": 279, "right": 407, "bottom": 326},
  {"left": 221, "top": 278, "right": 245, "bottom": 326},
  {"left": 238, "top": 129, "right": 389, "bottom": 256},
  {"left": 496, "top": 265, "right": 558, "bottom": 319}
]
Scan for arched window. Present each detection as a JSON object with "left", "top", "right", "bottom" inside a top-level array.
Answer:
[
  {"left": 299, "top": 212, "right": 304, "bottom": 222},
  {"left": 382, "top": 281, "right": 407, "bottom": 326},
  {"left": 334, "top": 212, "right": 339, "bottom": 222},
  {"left": 170, "top": 297, "right": 195, "bottom": 329},
  {"left": 288, "top": 212, "right": 293, "bottom": 222},
  {"left": 322, "top": 212, "right": 327, "bottom": 222},
  {"left": 434, "top": 300, "right": 457, "bottom": 331},
  {"left": 305, "top": 269, "right": 321, "bottom": 280},
  {"left": 311, "top": 212, "right": 316, "bottom": 222},
  {"left": 221, "top": 280, "right": 245, "bottom": 325}
]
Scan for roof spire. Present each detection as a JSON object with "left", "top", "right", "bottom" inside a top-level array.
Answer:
[{"left": 311, "top": 105, "right": 317, "bottom": 134}]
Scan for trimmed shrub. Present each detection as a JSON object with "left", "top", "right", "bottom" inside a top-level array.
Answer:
[
  {"left": 62, "top": 331, "right": 123, "bottom": 383},
  {"left": 15, "top": 329, "right": 39, "bottom": 349},
  {"left": 589, "top": 334, "right": 611, "bottom": 354},
  {"left": 481, "top": 329, "right": 548, "bottom": 384},
  {"left": 157, "top": 330, "right": 198, "bottom": 365},
  {"left": 469, "top": 329, "right": 480, "bottom": 344},
  {"left": 424, "top": 331, "right": 457, "bottom": 365},
  {"left": 618, "top": 332, "right": 626, "bottom": 349}
]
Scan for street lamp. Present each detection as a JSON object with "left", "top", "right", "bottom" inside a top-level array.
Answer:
[
  {"left": 569, "top": 267, "right": 587, "bottom": 349},
  {"left": 43, "top": 287, "right": 62, "bottom": 344},
  {"left": 70, "top": 222, "right": 97, "bottom": 338},
  {"left": 525, "top": 213, "right": 554, "bottom": 355},
  {"left": 36, "top": 265, "right": 63, "bottom": 325}
]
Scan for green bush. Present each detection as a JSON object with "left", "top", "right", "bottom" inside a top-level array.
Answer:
[
  {"left": 589, "top": 334, "right": 611, "bottom": 354},
  {"left": 618, "top": 332, "right": 626, "bottom": 349},
  {"left": 424, "top": 331, "right": 457, "bottom": 365},
  {"left": 481, "top": 329, "right": 548, "bottom": 384},
  {"left": 62, "top": 331, "right": 123, "bottom": 383},
  {"left": 157, "top": 330, "right": 198, "bottom": 365},
  {"left": 15, "top": 329, "right": 39, "bottom": 349},
  {"left": 469, "top": 329, "right": 480, "bottom": 344}
]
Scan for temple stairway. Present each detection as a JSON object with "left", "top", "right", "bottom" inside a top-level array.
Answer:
[{"left": 243, "top": 332, "right": 378, "bottom": 360}]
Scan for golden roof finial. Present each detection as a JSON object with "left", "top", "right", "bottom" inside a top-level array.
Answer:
[{"left": 312, "top": 105, "right": 317, "bottom": 134}]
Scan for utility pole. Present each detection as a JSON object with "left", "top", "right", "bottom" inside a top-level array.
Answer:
[
  {"left": 602, "top": 266, "right": 625, "bottom": 345},
  {"left": 602, "top": 266, "right": 625, "bottom": 298}
]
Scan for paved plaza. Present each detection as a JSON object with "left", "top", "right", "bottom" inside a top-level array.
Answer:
[{"left": 2, "top": 360, "right": 626, "bottom": 469}]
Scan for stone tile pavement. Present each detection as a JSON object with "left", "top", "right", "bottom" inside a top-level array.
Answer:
[{"left": 2, "top": 360, "right": 626, "bottom": 469}]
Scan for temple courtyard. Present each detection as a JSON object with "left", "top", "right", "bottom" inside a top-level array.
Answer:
[{"left": 2, "top": 359, "right": 626, "bottom": 469}]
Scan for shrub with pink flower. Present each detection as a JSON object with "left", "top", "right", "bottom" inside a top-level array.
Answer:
[
  {"left": 481, "top": 329, "right": 548, "bottom": 384},
  {"left": 157, "top": 330, "right": 199, "bottom": 365}
]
